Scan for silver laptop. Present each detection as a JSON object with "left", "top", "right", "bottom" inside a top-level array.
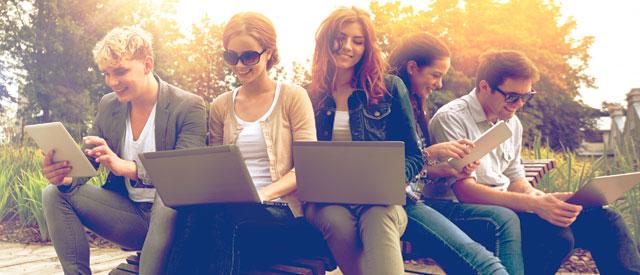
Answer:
[
  {"left": 139, "top": 145, "right": 263, "bottom": 208},
  {"left": 293, "top": 141, "right": 406, "bottom": 205},
  {"left": 566, "top": 172, "right": 640, "bottom": 207}
]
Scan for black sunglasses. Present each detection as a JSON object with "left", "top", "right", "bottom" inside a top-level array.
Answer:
[
  {"left": 494, "top": 87, "right": 536, "bottom": 104},
  {"left": 223, "top": 49, "right": 266, "bottom": 66}
]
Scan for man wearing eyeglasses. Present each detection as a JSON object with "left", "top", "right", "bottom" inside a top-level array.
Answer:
[{"left": 426, "top": 50, "right": 640, "bottom": 275}]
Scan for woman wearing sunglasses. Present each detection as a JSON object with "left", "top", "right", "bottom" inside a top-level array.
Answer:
[
  {"left": 166, "top": 12, "right": 322, "bottom": 274},
  {"left": 388, "top": 32, "right": 511, "bottom": 275},
  {"left": 304, "top": 7, "right": 423, "bottom": 275}
]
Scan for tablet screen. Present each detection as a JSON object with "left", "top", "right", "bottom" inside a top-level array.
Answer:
[
  {"left": 448, "top": 121, "right": 513, "bottom": 171},
  {"left": 25, "top": 122, "right": 97, "bottom": 178}
]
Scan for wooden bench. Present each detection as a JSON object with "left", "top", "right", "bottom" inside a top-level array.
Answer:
[
  {"left": 110, "top": 159, "right": 556, "bottom": 275},
  {"left": 523, "top": 159, "right": 556, "bottom": 187}
]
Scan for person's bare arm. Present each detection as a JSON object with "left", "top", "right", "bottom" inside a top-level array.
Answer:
[{"left": 453, "top": 177, "right": 583, "bottom": 227}]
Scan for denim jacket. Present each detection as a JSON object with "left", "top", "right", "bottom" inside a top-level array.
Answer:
[{"left": 311, "top": 74, "right": 424, "bottom": 182}]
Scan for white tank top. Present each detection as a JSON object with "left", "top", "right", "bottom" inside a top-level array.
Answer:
[
  {"left": 332, "top": 111, "right": 352, "bottom": 141},
  {"left": 233, "top": 82, "right": 281, "bottom": 190}
]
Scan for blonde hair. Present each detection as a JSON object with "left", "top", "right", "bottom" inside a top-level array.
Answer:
[
  {"left": 222, "top": 12, "right": 279, "bottom": 70},
  {"left": 92, "top": 26, "right": 154, "bottom": 69}
]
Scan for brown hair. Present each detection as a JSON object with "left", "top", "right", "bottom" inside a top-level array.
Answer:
[
  {"left": 310, "top": 6, "right": 387, "bottom": 104},
  {"left": 476, "top": 49, "right": 539, "bottom": 90},
  {"left": 388, "top": 32, "right": 450, "bottom": 95},
  {"left": 223, "top": 12, "right": 279, "bottom": 70},
  {"left": 388, "top": 32, "right": 450, "bottom": 141}
]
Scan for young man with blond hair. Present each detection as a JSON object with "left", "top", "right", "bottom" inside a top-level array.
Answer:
[{"left": 41, "top": 26, "right": 207, "bottom": 275}]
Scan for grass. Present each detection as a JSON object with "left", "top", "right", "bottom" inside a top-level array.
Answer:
[
  {"left": 0, "top": 167, "right": 13, "bottom": 220},
  {"left": 13, "top": 170, "right": 49, "bottom": 240},
  {"left": 0, "top": 145, "right": 105, "bottom": 240}
]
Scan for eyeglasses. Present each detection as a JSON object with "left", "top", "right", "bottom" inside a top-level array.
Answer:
[
  {"left": 494, "top": 87, "right": 536, "bottom": 104},
  {"left": 223, "top": 49, "right": 266, "bottom": 66}
]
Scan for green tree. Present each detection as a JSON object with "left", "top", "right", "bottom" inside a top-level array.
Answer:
[
  {"left": 0, "top": 0, "right": 187, "bottom": 140},
  {"left": 371, "top": 0, "right": 597, "bottom": 151},
  {"left": 165, "top": 14, "right": 232, "bottom": 103},
  {"left": 0, "top": 0, "right": 144, "bottom": 139},
  {"left": 0, "top": 59, "right": 16, "bottom": 114}
]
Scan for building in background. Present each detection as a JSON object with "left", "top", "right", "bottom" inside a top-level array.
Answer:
[
  {"left": 623, "top": 89, "right": 640, "bottom": 147},
  {"left": 578, "top": 89, "right": 640, "bottom": 157}
]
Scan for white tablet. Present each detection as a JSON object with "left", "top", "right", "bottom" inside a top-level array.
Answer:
[
  {"left": 24, "top": 122, "right": 97, "bottom": 178},
  {"left": 448, "top": 121, "right": 513, "bottom": 171},
  {"left": 566, "top": 172, "right": 640, "bottom": 207}
]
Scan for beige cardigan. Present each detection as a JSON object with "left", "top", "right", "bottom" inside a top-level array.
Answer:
[{"left": 209, "top": 82, "right": 317, "bottom": 216}]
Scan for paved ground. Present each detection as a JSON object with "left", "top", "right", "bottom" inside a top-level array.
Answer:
[{"left": 0, "top": 241, "right": 130, "bottom": 275}]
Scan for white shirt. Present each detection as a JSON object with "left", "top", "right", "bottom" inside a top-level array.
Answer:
[
  {"left": 332, "top": 111, "right": 352, "bottom": 141},
  {"left": 234, "top": 82, "right": 281, "bottom": 190},
  {"left": 122, "top": 104, "right": 157, "bottom": 202},
  {"left": 426, "top": 89, "right": 526, "bottom": 200}
]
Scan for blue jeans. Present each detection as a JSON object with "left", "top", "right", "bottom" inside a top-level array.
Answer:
[
  {"left": 166, "top": 204, "right": 329, "bottom": 275},
  {"left": 404, "top": 200, "right": 508, "bottom": 275},
  {"left": 519, "top": 207, "right": 640, "bottom": 275},
  {"left": 425, "top": 199, "right": 524, "bottom": 275}
]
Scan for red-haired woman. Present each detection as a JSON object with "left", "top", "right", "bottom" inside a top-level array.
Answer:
[
  {"left": 166, "top": 12, "right": 325, "bottom": 275},
  {"left": 305, "top": 7, "right": 423, "bottom": 275}
]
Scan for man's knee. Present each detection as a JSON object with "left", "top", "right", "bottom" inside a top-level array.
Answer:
[{"left": 42, "top": 184, "right": 64, "bottom": 210}]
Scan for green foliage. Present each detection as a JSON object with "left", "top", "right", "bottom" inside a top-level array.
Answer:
[
  {"left": 0, "top": 58, "right": 16, "bottom": 114},
  {"left": 0, "top": 0, "right": 189, "bottom": 141},
  {"left": 0, "top": 145, "right": 45, "bottom": 225},
  {"left": 2, "top": 0, "right": 128, "bottom": 138},
  {"left": 164, "top": 15, "right": 232, "bottom": 102},
  {"left": 0, "top": 167, "right": 13, "bottom": 220},
  {"left": 13, "top": 170, "right": 49, "bottom": 239},
  {"left": 0, "top": 145, "right": 106, "bottom": 241},
  {"left": 371, "top": 0, "right": 598, "bottom": 152}
]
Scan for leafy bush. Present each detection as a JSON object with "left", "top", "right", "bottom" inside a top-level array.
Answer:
[{"left": 0, "top": 145, "right": 104, "bottom": 241}]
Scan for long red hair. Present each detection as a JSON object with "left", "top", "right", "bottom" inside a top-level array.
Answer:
[{"left": 310, "top": 7, "right": 387, "bottom": 104}]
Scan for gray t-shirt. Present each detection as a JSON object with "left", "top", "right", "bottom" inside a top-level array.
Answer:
[{"left": 425, "top": 89, "right": 526, "bottom": 201}]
